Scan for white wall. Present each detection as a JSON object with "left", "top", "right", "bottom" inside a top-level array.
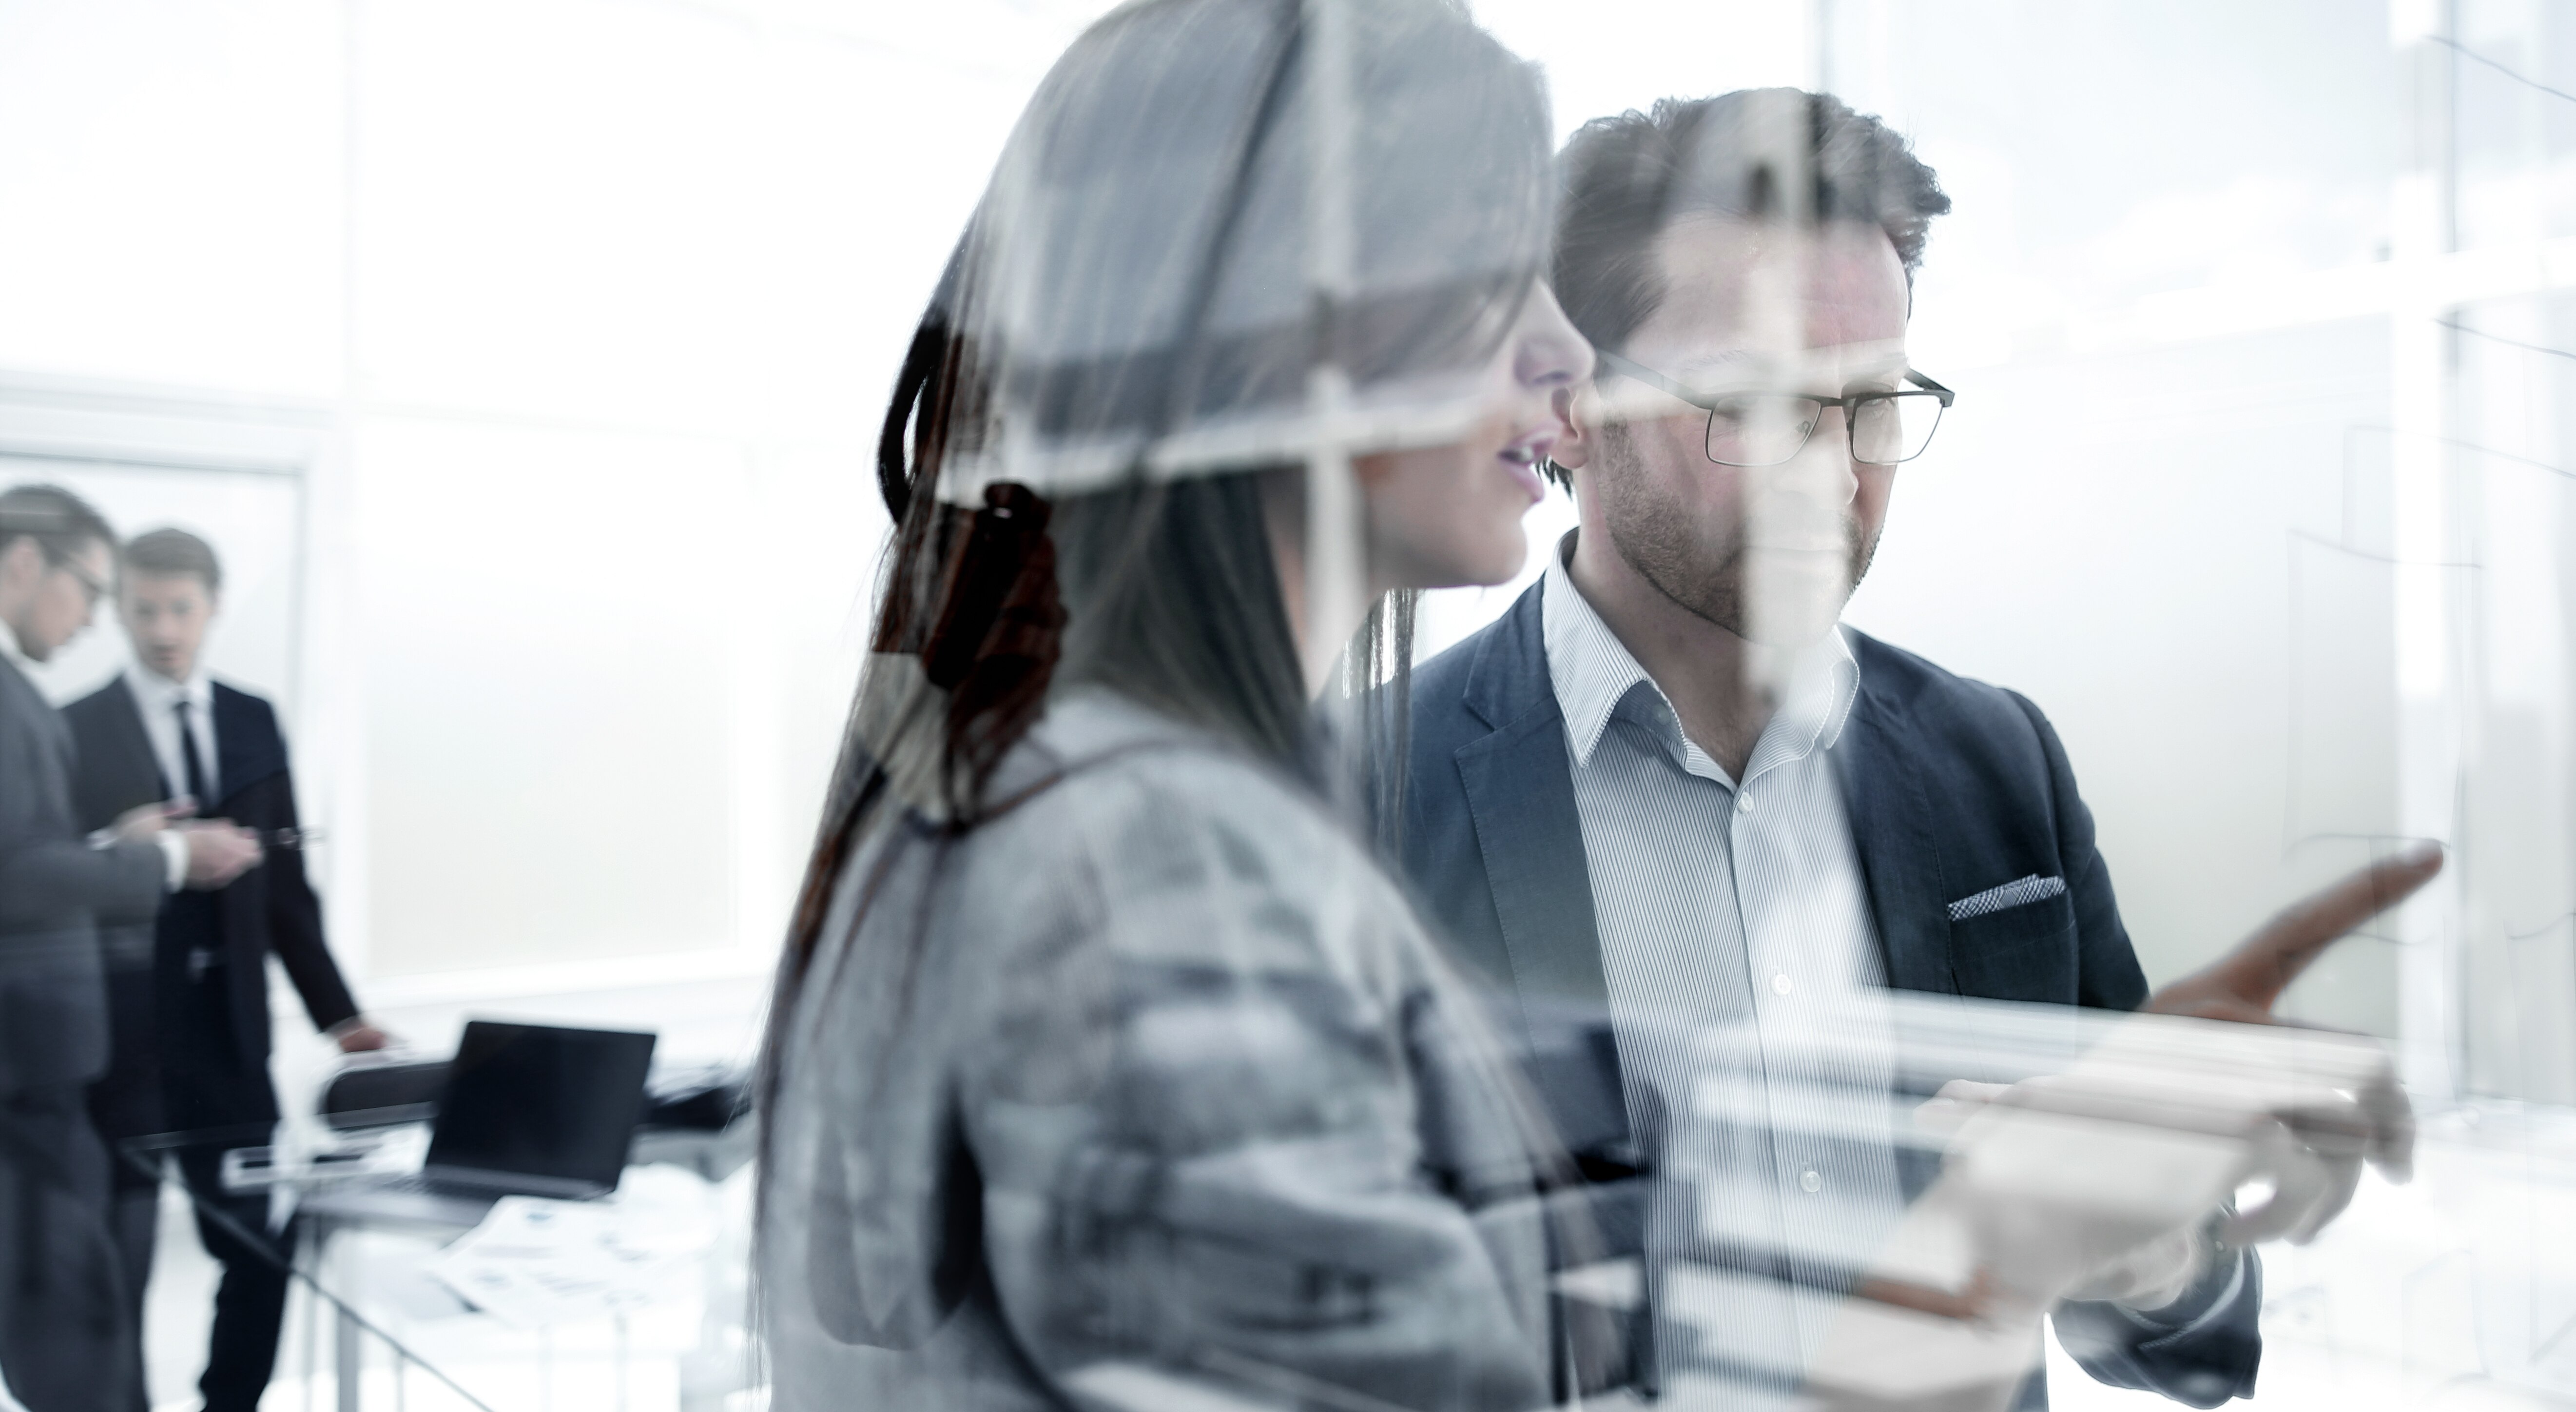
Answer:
[{"left": 0, "top": 0, "right": 1121, "bottom": 994}]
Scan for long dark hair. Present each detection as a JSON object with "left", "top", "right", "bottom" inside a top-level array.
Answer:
[
  {"left": 775, "top": 0, "right": 1548, "bottom": 979},
  {"left": 754, "top": 0, "right": 1553, "bottom": 1285}
]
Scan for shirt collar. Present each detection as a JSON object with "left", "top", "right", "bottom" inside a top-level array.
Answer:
[
  {"left": 1540, "top": 533, "right": 1860, "bottom": 777},
  {"left": 126, "top": 660, "right": 212, "bottom": 711},
  {"left": 1542, "top": 538, "right": 1657, "bottom": 768}
]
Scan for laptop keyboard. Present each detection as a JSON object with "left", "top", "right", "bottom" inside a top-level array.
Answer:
[{"left": 373, "top": 1173, "right": 491, "bottom": 1200}]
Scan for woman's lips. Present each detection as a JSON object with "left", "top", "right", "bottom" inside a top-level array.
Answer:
[{"left": 1498, "top": 431, "right": 1556, "bottom": 504}]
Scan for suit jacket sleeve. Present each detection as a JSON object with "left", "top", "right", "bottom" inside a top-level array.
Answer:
[
  {"left": 262, "top": 757, "right": 360, "bottom": 1033},
  {"left": 2007, "top": 690, "right": 2262, "bottom": 1407},
  {"left": 0, "top": 719, "right": 163, "bottom": 934}
]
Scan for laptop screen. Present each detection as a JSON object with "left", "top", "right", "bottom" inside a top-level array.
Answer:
[{"left": 426, "top": 1020, "right": 658, "bottom": 1191}]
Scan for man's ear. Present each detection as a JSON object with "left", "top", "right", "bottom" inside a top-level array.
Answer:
[
  {"left": 1550, "top": 383, "right": 1597, "bottom": 472},
  {"left": 0, "top": 536, "right": 40, "bottom": 590}
]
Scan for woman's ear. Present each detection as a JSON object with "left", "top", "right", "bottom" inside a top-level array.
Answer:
[{"left": 1549, "top": 383, "right": 1596, "bottom": 473}]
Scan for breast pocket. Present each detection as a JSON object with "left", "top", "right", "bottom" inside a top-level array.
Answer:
[{"left": 1944, "top": 874, "right": 2077, "bottom": 1004}]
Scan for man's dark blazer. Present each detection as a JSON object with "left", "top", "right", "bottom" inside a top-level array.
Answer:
[
  {"left": 1397, "top": 581, "right": 2261, "bottom": 1410},
  {"left": 63, "top": 677, "right": 357, "bottom": 1126},
  {"left": 0, "top": 652, "right": 157, "bottom": 1412},
  {"left": 0, "top": 657, "right": 163, "bottom": 1095}
]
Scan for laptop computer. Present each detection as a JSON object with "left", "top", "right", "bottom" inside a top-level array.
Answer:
[{"left": 302, "top": 1020, "right": 658, "bottom": 1228}]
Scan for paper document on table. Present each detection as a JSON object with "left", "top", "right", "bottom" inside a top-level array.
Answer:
[{"left": 426, "top": 1171, "right": 715, "bottom": 1327}]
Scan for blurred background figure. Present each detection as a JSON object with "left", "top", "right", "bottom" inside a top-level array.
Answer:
[
  {"left": 0, "top": 486, "right": 258, "bottom": 1412},
  {"left": 63, "top": 527, "right": 383, "bottom": 1412}
]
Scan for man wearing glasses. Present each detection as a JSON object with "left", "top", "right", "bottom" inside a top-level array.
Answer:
[
  {"left": 0, "top": 484, "right": 260, "bottom": 1412},
  {"left": 1395, "top": 91, "right": 2411, "bottom": 1408}
]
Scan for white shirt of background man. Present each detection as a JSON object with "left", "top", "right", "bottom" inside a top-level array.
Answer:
[{"left": 126, "top": 660, "right": 217, "bottom": 808}]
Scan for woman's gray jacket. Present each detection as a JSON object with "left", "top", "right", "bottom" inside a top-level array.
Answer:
[{"left": 762, "top": 692, "right": 1617, "bottom": 1412}]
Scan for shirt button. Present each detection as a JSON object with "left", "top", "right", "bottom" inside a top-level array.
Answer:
[
  {"left": 1800, "top": 1169, "right": 1822, "bottom": 1194},
  {"left": 1770, "top": 973, "right": 1794, "bottom": 997},
  {"left": 1736, "top": 791, "right": 1754, "bottom": 814}
]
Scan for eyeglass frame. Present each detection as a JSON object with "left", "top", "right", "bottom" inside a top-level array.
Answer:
[
  {"left": 1594, "top": 349, "right": 1956, "bottom": 468},
  {"left": 46, "top": 549, "right": 110, "bottom": 607}
]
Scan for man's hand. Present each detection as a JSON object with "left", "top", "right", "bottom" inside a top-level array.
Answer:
[
  {"left": 331, "top": 1019, "right": 391, "bottom": 1054},
  {"left": 2146, "top": 841, "right": 2444, "bottom": 1025},
  {"left": 180, "top": 822, "right": 263, "bottom": 889},
  {"left": 1925, "top": 1012, "right": 2412, "bottom": 1272},
  {"left": 111, "top": 799, "right": 191, "bottom": 843},
  {"left": 1813, "top": 1014, "right": 2416, "bottom": 1412}
]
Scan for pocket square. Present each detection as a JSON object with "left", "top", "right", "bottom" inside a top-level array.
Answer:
[{"left": 1946, "top": 874, "right": 2066, "bottom": 922}]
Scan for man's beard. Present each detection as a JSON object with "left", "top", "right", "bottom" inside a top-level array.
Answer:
[{"left": 1594, "top": 419, "right": 1877, "bottom": 643}]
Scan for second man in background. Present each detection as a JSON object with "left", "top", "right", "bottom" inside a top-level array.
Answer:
[{"left": 67, "top": 527, "right": 383, "bottom": 1412}]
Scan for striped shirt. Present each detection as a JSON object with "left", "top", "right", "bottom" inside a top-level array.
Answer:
[{"left": 1542, "top": 549, "right": 1905, "bottom": 1396}]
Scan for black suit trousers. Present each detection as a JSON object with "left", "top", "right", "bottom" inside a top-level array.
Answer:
[
  {"left": 0, "top": 1085, "right": 141, "bottom": 1412},
  {"left": 166, "top": 956, "right": 295, "bottom": 1412},
  {"left": 173, "top": 1144, "right": 294, "bottom": 1412}
]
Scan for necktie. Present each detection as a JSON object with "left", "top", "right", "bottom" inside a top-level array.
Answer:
[
  {"left": 173, "top": 695, "right": 225, "bottom": 977},
  {"left": 175, "top": 696, "right": 213, "bottom": 805}
]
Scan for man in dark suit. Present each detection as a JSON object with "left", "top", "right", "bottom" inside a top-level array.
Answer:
[
  {"left": 63, "top": 527, "right": 383, "bottom": 1412},
  {"left": 0, "top": 487, "right": 262, "bottom": 1412},
  {"left": 1399, "top": 92, "right": 2429, "bottom": 1409}
]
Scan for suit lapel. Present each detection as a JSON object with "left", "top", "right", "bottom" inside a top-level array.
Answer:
[
  {"left": 1832, "top": 662, "right": 1959, "bottom": 996},
  {"left": 1, "top": 657, "right": 72, "bottom": 768},
  {"left": 1445, "top": 602, "right": 1976, "bottom": 1048},
  {"left": 211, "top": 684, "right": 284, "bottom": 810},
  {"left": 96, "top": 678, "right": 168, "bottom": 798},
  {"left": 1454, "top": 588, "right": 1608, "bottom": 1036}
]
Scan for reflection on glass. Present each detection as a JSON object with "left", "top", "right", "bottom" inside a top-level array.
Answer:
[{"left": 14, "top": 6, "right": 2576, "bottom": 1412}]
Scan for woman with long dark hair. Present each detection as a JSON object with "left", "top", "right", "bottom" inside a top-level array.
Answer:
[{"left": 756, "top": 1, "right": 1603, "bottom": 1408}]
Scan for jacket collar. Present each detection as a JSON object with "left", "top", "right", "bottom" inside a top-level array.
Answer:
[
  {"left": 1458, "top": 594, "right": 1960, "bottom": 1004},
  {"left": 1461, "top": 575, "right": 1557, "bottom": 733},
  {"left": 1538, "top": 548, "right": 1858, "bottom": 776},
  {"left": 1450, "top": 578, "right": 1609, "bottom": 1024},
  {"left": 124, "top": 661, "right": 213, "bottom": 717},
  {"left": 1830, "top": 638, "right": 1959, "bottom": 996}
]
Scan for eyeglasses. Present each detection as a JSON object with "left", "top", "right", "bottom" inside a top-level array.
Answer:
[
  {"left": 51, "top": 555, "right": 109, "bottom": 607},
  {"left": 1597, "top": 350, "right": 1955, "bottom": 468}
]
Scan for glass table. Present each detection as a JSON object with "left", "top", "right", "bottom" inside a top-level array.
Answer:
[{"left": 116, "top": 1117, "right": 757, "bottom": 1412}]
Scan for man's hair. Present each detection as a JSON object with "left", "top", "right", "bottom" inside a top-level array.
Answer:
[
  {"left": 0, "top": 483, "right": 116, "bottom": 567},
  {"left": 123, "top": 528, "right": 223, "bottom": 594},
  {"left": 1552, "top": 88, "right": 1951, "bottom": 364}
]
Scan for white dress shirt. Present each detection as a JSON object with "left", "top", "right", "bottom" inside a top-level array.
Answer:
[
  {"left": 1542, "top": 546, "right": 1904, "bottom": 1396},
  {"left": 125, "top": 662, "right": 219, "bottom": 806}
]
